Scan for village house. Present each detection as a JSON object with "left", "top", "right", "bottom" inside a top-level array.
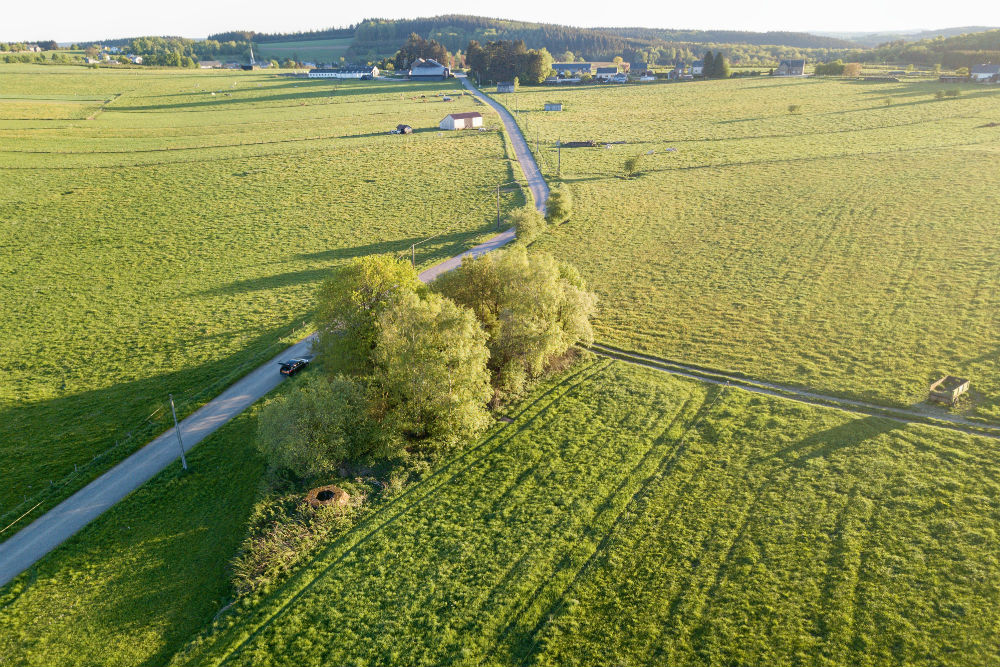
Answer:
[
  {"left": 308, "top": 65, "right": 379, "bottom": 79},
  {"left": 691, "top": 59, "right": 704, "bottom": 76},
  {"left": 552, "top": 62, "right": 593, "bottom": 76},
  {"left": 409, "top": 58, "right": 450, "bottom": 80},
  {"left": 970, "top": 64, "right": 1000, "bottom": 82},
  {"left": 497, "top": 81, "right": 515, "bottom": 93},
  {"left": 774, "top": 59, "right": 806, "bottom": 76},
  {"left": 440, "top": 111, "right": 483, "bottom": 130},
  {"left": 595, "top": 66, "right": 619, "bottom": 81}
]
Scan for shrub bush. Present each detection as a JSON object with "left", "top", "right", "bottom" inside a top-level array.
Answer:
[
  {"left": 508, "top": 206, "right": 546, "bottom": 245},
  {"left": 545, "top": 185, "right": 573, "bottom": 224}
]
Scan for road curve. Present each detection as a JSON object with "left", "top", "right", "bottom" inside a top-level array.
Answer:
[
  {"left": 457, "top": 74, "right": 550, "bottom": 214},
  {"left": 0, "top": 76, "right": 549, "bottom": 588}
]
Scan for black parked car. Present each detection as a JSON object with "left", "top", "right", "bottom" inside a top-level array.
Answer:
[{"left": 279, "top": 358, "right": 310, "bottom": 376}]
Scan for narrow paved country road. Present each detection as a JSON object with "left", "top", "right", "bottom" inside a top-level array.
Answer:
[
  {"left": 592, "top": 343, "right": 1000, "bottom": 442},
  {"left": 457, "top": 74, "right": 550, "bottom": 214},
  {"left": 0, "top": 77, "right": 548, "bottom": 589}
]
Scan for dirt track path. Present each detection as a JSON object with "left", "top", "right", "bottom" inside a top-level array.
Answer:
[{"left": 591, "top": 342, "right": 1000, "bottom": 442}]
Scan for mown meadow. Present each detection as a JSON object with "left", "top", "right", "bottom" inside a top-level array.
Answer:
[
  {"left": 0, "top": 64, "right": 523, "bottom": 523},
  {"left": 504, "top": 77, "right": 1000, "bottom": 417},
  {"left": 164, "top": 360, "right": 1000, "bottom": 666}
]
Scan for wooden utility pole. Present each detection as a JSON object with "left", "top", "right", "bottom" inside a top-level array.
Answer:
[
  {"left": 557, "top": 139, "right": 561, "bottom": 176},
  {"left": 496, "top": 183, "right": 501, "bottom": 230},
  {"left": 169, "top": 394, "right": 187, "bottom": 471}
]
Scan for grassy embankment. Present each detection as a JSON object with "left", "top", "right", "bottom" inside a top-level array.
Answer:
[
  {"left": 506, "top": 77, "right": 1000, "bottom": 417},
  {"left": 0, "top": 64, "right": 524, "bottom": 525}
]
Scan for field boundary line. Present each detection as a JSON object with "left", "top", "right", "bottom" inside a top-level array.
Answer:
[{"left": 589, "top": 342, "right": 1000, "bottom": 442}]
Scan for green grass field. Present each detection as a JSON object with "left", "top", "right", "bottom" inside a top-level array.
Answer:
[
  {"left": 0, "top": 393, "right": 266, "bottom": 667},
  {"left": 164, "top": 360, "right": 1000, "bottom": 666},
  {"left": 0, "top": 64, "right": 522, "bottom": 524},
  {"left": 253, "top": 39, "right": 353, "bottom": 63},
  {"left": 503, "top": 77, "right": 1000, "bottom": 418}
]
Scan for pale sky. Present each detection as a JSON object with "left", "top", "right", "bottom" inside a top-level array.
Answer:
[{"left": 4, "top": 0, "right": 999, "bottom": 42}]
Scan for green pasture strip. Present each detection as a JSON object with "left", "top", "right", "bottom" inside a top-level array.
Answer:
[
  {"left": 0, "top": 399, "right": 266, "bottom": 667},
  {"left": 172, "top": 361, "right": 1000, "bottom": 666},
  {"left": 0, "top": 67, "right": 516, "bottom": 523},
  {"left": 503, "top": 77, "right": 1000, "bottom": 418}
]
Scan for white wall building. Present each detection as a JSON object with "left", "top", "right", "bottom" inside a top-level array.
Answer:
[{"left": 440, "top": 112, "right": 483, "bottom": 130}]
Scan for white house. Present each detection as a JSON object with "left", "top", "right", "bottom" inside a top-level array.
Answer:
[
  {"left": 440, "top": 111, "right": 483, "bottom": 130},
  {"left": 691, "top": 59, "right": 704, "bottom": 76},
  {"left": 970, "top": 64, "right": 1000, "bottom": 81},
  {"left": 497, "top": 81, "right": 515, "bottom": 93},
  {"left": 308, "top": 65, "right": 379, "bottom": 79},
  {"left": 595, "top": 66, "right": 619, "bottom": 81},
  {"left": 198, "top": 60, "right": 222, "bottom": 69},
  {"left": 409, "top": 58, "right": 449, "bottom": 80},
  {"left": 775, "top": 59, "right": 806, "bottom": 76}
]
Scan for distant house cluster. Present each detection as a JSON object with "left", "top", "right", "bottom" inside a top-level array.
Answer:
[
  {"left": 308, "top": 65, "right": 379, "bottom": 79},
  {"left": 409, "top": 58, "right": 450, "bottom": 80}
]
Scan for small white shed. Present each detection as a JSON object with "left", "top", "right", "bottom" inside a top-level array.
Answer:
[
  {"left": 440, "top": 112, "right": 483, "bottom": 130},
  {"left": 544, "top": 102, "right": 563, "bottom": 111}
]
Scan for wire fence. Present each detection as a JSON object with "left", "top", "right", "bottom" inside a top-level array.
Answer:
[{"left": 0, "top": 319, "right": 313, "bottom": 537}]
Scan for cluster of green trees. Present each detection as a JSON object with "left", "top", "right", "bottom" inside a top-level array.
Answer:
[
  {"left": 345, "top": 14, "right": 857, "bottom": 65},
  {"left": 258, "top": 241, "right": 595, "bottom": 479},
  {"left": 813, "top": 59, "right": 862, "bottom": 76},
  {"left": 866, "top": 29, "right": 1000, "bottom": 69},
  {"left": 466, "top": 40, "right": 554, "bottom": 84},
  {"left": 393, "top": 33, "right": 450, "bottom": 69},
  {"left": 700, "top": 51, "right": 731, "bottom": 78},
  {"left": 207, "top": 27, "right": 354, "bottom": 43}
]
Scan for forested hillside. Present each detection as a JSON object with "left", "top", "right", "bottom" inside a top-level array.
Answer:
[
  {"left": 867, "top": 28, "right": 1000, "bottom": 67},
  {"left": 346, "top": 15, "right": 855, "bottom": 64}
]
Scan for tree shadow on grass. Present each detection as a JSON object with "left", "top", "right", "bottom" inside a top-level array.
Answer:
[
  {"left": 766, "top": 415, "right": 904, "bottom": 468},
  {"left": 114, "top": 81, "right": 463, "bottom": 112},
  {"left": 199, "top": 228, "right": 499, "bottom": 298},
  {"left": 0, "top": 321, "right": 307, "bottom": 532}
]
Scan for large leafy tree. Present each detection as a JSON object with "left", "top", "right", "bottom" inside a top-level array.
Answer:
[
  {"left": 432, "top": 246, "right": 596, "bottom": 402},
  {"left": 257, "top": 374, "right": 378, "bottom": 477},
  {"left": 371, "top": 292, "right": 492, "bottom": 444},
  {"left": 314, "top": 255, "right": 423, "bottom": 375}
]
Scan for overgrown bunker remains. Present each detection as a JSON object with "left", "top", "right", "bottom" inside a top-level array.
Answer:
[{"left": 305, "top": 484, "right": 350, "bottom": 508}]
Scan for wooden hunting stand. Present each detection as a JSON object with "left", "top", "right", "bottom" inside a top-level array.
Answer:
[{"left": 928, "top": 376, "right": 970, "bottom": 406}]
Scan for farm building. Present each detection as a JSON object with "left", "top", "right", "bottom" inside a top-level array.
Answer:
[
  {"left": 409, "top": 58, "right": 450, "bottom": 80},
  {"left": 308, "top": 65, "right": 379, "bottom": 79},
  {"left": 691, "top": 59, "right": 704, "bottom": 76},
  {"left": 971, "top": 64, "right": 1000, "bottom": 82},
  {"left": 440, "top": 112, "right": 483, "bottom": 130},
  {"left": 553, "top": 62, "right": 593, "bottom": 75},
  {"left": 775, "top": 59, "right": 806, "bottom": 76},
  {"left": 544, "top": 102, "right": 563, "bottom": 111},
  {"left": 596, "top": 67, "right": 619, "bottom": 80},
  {"left": 497, "top": 81, "right": 515, "bottom": 93},
  {"left": 198, "top": 60, "right": 222, "bottom": 69}
]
